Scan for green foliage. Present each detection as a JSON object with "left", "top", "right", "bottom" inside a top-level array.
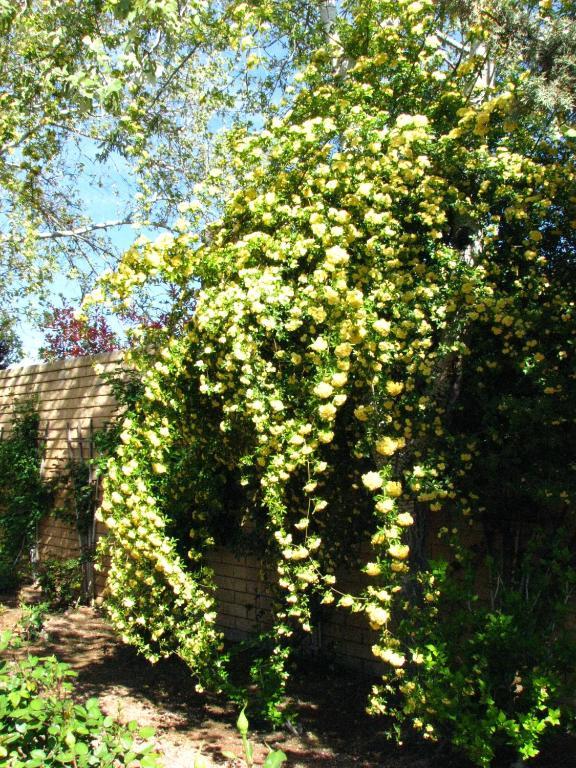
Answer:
[
  {"left": 37, "top": 558, "right": 83, "bottom": 612},
  {"left": 18, "top": 602, "right": 50, "bottom": 642},
  {"left": 67, "top": 460, "right": 96, "bottom": 540},
  {"left": 370, "top": 542, "right": 572, "bottom": 764},
  {"left": 90, "top": 0, "right": 576, "bottom": 764},
  {"left": 0, "top": 401, "right": 52, "bottom": 590},
  {"left": 0, "top": 631, "right": 161, "bottom": 767},
  {"left": 0, "top": 0, "right": 324, "bottom": 324},
  {"left": 0, "top": 313, "right": 21, "bottom": 369}
]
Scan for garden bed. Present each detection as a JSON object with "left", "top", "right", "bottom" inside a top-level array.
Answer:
[{"left": 0, "top": 588, "right": 574, "bottom": 768}]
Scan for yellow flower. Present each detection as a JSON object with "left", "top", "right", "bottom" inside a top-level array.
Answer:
[
  {"left": 314, "top": 381, "right": 334, "bottom": 399},
  {"left": 354, "top": 405, "right": 370, "bottom": 421},
  {"left": 365, "top": 562, "right": 381, "bottom": 576},
  {"left": 381, "top": 648, "right": 406, "bottom": 667},
  {"left": 385, "top": 481, "right": 403, "bottom": 497},
  {"left": 335, "top": 342, "right": 352, "bottom": 357},
  {"left": 310, "top": 336, "right": 328, "bottom": 353},
  {"left": 146, "top": 430, "right": 161, "bottom": 447},
  {"left": 362, "top": 471, "right": 383, "bottom": 491},
  {"left": 318, "top": 403, "right": 337, "bottom": 420},
  {"left": 325, "top": 245, "right": 349, "bottom": 265},
  {"left": 397, "top": 512, "right": 414, "bottom": 527},
  {"left": 373, "top": 318, "right": 391, "bottom": 335},
  {"left": 367, "top": 605, "right": 389, "bottom": 628},
  {"left": 347, "top": 289, "right": 364, "bottom": 308},
  {"left": 385, "top": 381, "right": 404, "bottom": 396},
  {"left": 331, "top": 371, "right": 348, "bottom": 387},
  {"left": 376, "top": 498, "right": 395, "bottom": 514},
  {"left": 388, "top": 543, "right": 410, "bottom": 560},
  {"left": 376, "top": 436, "right": 402, "bottom": 456},
  {"left": 338, "top": 594, "right": 354, "bottom": 608}
]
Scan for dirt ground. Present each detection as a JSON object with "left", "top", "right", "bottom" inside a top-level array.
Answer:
[{"left": 1, "top": 589, "right": 575, "bottom": 768}]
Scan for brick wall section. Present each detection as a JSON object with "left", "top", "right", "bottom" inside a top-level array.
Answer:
[{"left": 206, "top": 546, "right": 382, "bottom": 673}]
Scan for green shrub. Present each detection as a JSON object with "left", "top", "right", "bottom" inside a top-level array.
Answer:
[
  {"left": 0, "top": 631, "right": 161, "bottom": 767},
  {"left": 0, "top": 402, "right": 52, "bottom": 589},
  {"left": 18, "top": 601, "right": 50, "bottom": 642},
  {"left": 37, "top": 557, "right": 83, "bottom": 611}
]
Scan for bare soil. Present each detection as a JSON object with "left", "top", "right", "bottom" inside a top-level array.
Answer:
[{"left": 1, "top": 588, "right": 574, "bottom": 768}]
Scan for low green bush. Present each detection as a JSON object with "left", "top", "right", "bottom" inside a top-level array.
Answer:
[
  {"left": 18, "top": 601, "right": 50, "bottom": 642},
  {"left": 37, "top": 557, "right": 83, "bottom": 611},
  {"left": 0, "top": 631, "right": 161, "bottom": 767}
]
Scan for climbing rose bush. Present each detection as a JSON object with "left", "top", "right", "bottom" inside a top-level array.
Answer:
[{"left": 89, "top": 0, "right": 575, "bottom": 763}]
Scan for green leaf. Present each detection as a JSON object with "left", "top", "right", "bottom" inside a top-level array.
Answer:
[
  {"left": 263, "top": 749, "right": 288, "bottom": 768},
  {"left": 140, "top": 755, "right": 161, "bottom": 768}
]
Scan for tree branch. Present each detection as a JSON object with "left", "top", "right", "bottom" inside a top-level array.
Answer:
[{"left": 36, "top": 218, "right": 134, "bottom": 240}]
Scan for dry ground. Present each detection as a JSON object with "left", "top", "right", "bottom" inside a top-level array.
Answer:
[{"left": 0, "top": 588, "right": 574, "bottom": 768}]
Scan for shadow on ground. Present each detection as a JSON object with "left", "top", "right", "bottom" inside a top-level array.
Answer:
[{"left": 1, "top": 590, "right": 575, "bottom": 768}]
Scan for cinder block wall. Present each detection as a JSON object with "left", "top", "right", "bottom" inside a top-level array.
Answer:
[{"left": 0, "top": 353, "right": 380, "bottom": 672}]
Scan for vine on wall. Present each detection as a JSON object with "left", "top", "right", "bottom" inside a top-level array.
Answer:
[
  {"left": 88, "top": 0, "right": 575, "bottom": 763},
  {"left": 0, "top": 401, "right": 52, "bottom": 590}
]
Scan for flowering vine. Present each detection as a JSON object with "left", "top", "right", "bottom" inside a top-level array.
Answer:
[{"left": 90, "top": 0, "right": 576, "bottom": 763}]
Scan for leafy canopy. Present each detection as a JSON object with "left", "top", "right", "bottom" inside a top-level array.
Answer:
[{"left": 0, "top": 0, "right": 329, "bottom": 320}]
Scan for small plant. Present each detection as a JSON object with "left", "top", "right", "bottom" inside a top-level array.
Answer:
[
  {"left": 18, "top": 601, "right": 50, "bottom": 641},
  {"left": 221, "top": 705, "right": 287, "bottom": 768},
  {"left": 37, "top": 556, "right": 83, "bottom": 611},
  {"left": 0, "top": 630, "right": 161, "bottom": 767}
]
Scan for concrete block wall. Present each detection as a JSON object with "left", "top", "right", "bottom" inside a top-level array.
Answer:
[{"left": 206, "top": 546, "right": 381, "bottom": 673}]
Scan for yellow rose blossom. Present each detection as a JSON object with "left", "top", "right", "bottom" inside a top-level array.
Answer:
[
  {"left": 338, "top": 594, "right": 354, "bottom": 608},
  {"left": 314, "top": 381, "right": 334, "bottom": 399},
  {"left": 380, "top": 648, "right": 406, "bottom": 667},
  {"left": 362, "top": 471, "right": 384, "bottom": 491},
  {"left": 376, "top": 498, "right": 396, "bottom": 514},
  {"left": 373, "top": 318, "right": 391, "bottom": 335},
  {"left": 310, "top": 336, "right": 328, "bottom": 352},
  {"left": 367, "top": 605, "right": 390, "bottom": 628},
  {"left": 325, "top": 245, "right": 350, "bottom": 264},
  {"left": 397, "top": 512, "right": 415, "bottom": 526},
  {"left": 388, "top": 543, "right": 410, "bottom": 560},
  {"left": 354, "top": 405, "right": 370, "bottom": 421},
  {"left": 385, "top": 481, "right": 403, "bottom": 497},
  {"left": 331, "top": 371, "right": 348, "bottom": 387},
  {"left": 318, "top": 403, "right": 337, "bottom": 420},
  {"left": 376, "top": 436, "right": 403, "bottom": 456},
  {"left": 386, "top": 381, "right": 404, "bottom": 396},
  {"left": 335, "top": 342, "right": 352, "bottom": 357}
]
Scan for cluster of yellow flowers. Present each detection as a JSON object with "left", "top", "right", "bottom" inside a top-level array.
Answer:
[{"left": 90, "top": 0, "right": 575, "bottom": 740}]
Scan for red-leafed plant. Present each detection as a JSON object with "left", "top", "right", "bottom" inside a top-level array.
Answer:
[{"left": 39, "top": 303, "right": 121, "bottom": 362}]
